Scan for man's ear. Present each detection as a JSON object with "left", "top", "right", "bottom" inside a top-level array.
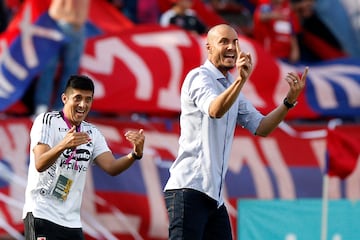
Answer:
[
  {"left": 61, "top": 93, "right": 67, "bottom": 104},
  {"left": 206, "top": 43, "right": 211, "bottom": 54}
]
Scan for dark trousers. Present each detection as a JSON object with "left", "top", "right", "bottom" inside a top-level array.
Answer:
[
  {"left": 165, "top": 188, "right": 233, "bottom": 240},
  {"left": 23, "top": 212, "right": 85, "bottom": 240}
]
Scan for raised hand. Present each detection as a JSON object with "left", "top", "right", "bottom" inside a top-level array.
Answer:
[
  {"left": 125, "top": 129, "right": 145, "bottom": 156},
  {"left": 285, "top": 66, "right": 309, "bottom": 103},
  {"left": 235, "top": 40, "right": 252, "bottom": 81}
]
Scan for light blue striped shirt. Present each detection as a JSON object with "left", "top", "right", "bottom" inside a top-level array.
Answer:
[{"left": 164, "top": 60, "right": 264, "bottom": 206}]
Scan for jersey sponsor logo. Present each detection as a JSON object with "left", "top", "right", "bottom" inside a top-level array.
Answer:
[
  {"left": 74, "top": 149, "right": 91, "bottom": 162},
  {"left": 62, "top": 149, "right": 91, "bottom": 162}
]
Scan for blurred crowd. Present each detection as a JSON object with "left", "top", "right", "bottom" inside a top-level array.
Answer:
[
  {"left": 2, "top": 0, "right": 359, "bottom": 63},
  {"left": 104, "top": 0, "right": 360, "bottom": 64},
  {"left": 0, "top": 0, "right": 359, "bottom": 116}
]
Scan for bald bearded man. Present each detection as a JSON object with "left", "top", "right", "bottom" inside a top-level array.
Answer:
[{"left": 163, "top": 24, "right": 309, "bottom": 240}]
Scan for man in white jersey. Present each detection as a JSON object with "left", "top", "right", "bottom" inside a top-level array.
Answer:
[
  {"left": 164, "top": 24, "right": 308, "bottom": 239},
  {"left": 23, "top": 75, "right": 145, "bottom": 239}
]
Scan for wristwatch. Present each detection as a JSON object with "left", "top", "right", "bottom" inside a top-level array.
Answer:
[
  {"left": 131, "top": 151, "right": 143, "bottom": 160},
  {"left": 283, "top": 97, "right": 298, "bottom": 109}
]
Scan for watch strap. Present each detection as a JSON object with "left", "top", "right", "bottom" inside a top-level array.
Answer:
[
  {"left": 283, "top": 98, "right": 297, "bottom": 109},
  {"left": 131, "top": 151, "right": 142, "bottom": 160}
]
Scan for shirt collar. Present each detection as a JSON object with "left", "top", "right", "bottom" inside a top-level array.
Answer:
[{"left": 204, "top": 60, "right": 232, "bottom": 86}]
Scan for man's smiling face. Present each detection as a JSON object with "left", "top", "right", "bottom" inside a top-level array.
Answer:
[
  {"left": 206, "top": 25, "right": 239, "bottom": 76},
  {"left": 62, "top": 88, "right": 93, "bottom": 126}
]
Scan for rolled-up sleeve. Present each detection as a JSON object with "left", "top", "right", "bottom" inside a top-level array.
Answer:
[
  {"left": 236, "top": 93, "right": 264, "bottom": 134},
  {"left": 187, "top": 68, "right": 218, "bottom": 117}
]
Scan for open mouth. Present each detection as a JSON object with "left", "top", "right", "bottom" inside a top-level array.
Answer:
[
  {"left": 76, "top": 109, "right": 86, "bottom": 116},
  {"left": 224, "top": 53, "right": 235, "bottom": 59},
  {"left": 224, "top": 52, "right": 236, "bottom": 61}
]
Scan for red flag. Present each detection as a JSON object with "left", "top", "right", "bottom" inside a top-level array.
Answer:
[{"left": 326, "top": 128, "right": 360, "bottom": 179}]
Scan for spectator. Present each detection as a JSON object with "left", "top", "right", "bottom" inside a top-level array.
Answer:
[
  {"left": 203, "top": 0, "right": 253, "bottom": 36},
  {"left": 290, "top": 0, "right": 347, "bottom": 62},
  {"left": 33, "top": 0, "right": 90, "bottom": 116},
  {"left": 337, "top": 0, "right": 360, "bottom": 57},
  {"left": 160, "top": 0, "right": 207, "bottom": 35},
  {"left": 234, "top": 0, "right": 257, "bottom": 14},
  {"left": 108, "top": 0, "right": 139, "bottom": 23},
  {"left": 137, "top": 0, "right": 160, "bottom": 24},
  {"left": 253, "top": 0, "right": 300, "bottom": 63},
  {"left": 0, "top": 0, "right": 24, "bottom": 33},
  {"left": 23, "top": 75, "right": 145, "bottom": 239},
  {"left": 0, "top": 0, "right": 9, "bottom": 33}
]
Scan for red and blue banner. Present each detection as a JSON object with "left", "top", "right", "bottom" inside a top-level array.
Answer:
[
  {"left": 0, "top": 118, "right": 359, "bottom": 239},
  {"left": 0, "top": 0, "right": 64, "bottom": 112},
  {"left": 0, "top": 0, "right": 132, "bottom": 114}
]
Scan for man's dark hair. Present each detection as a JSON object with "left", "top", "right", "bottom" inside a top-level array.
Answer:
[{"left": 65, "top": 75, "right": 95, "bottom": 94}]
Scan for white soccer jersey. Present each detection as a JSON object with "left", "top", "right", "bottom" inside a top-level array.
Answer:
[{"left": 23, "top": 111, "right": 111, "bottom": 228}]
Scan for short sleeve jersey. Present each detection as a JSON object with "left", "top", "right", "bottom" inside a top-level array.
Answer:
[{"left": 22, "top": 111, "right": 110, "bottom": 228}]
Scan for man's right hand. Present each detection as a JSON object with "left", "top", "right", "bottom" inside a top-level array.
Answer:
[
  {"left": 235, "top": 40, "right": 252, "bottom": 81},
  {"left": 62, "top": 126, "right": 90, "bottom": 150}
]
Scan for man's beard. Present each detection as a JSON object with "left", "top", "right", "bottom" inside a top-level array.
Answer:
[{"left": 219, "top": 64, "right": 234, "bottom": 74}]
